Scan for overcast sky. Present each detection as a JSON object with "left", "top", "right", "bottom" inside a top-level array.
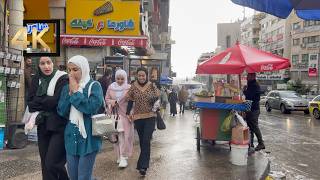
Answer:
[{"left": 169, "top": 0, "right": 253, "bottom": 78}]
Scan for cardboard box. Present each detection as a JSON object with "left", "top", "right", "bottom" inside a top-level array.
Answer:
[{"left": 231, "top": 125, "right": 249, "bottom": 145}]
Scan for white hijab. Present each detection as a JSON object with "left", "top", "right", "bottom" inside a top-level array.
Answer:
[
  {"left": 109, "top": 69, "right": 129, "bottom": 101},
  {"left": 68, "top": 55, "right": 91, "bottom": 139}
]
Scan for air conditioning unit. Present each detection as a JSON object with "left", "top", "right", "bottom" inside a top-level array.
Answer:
[{"left": 300, "top": 43, "right": 306, "bottom": 48}]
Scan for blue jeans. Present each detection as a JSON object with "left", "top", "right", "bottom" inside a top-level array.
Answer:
[{"left": 66, "top": 151, "right": 97, "bottom": 180}]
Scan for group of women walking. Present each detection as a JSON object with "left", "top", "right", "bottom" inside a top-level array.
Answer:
[{"left": 27, "top": 55, "right": 160, "bottom": 180}]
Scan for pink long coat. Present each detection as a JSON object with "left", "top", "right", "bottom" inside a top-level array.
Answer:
[{"left": 105, "top": 85, "right": 134, "bottom": 158}]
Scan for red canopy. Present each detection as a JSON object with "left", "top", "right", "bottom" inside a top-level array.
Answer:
[{"left": 196, "top": 42, "right": 291, "bottom": 74}]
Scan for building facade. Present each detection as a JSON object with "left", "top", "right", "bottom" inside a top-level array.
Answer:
[
  {"left": 217, "top": 22, "right": 241, "bottom": 50},
  {"left": 240, "top": 13, "right": 265, "bottom": 48},
  {"left": 289, "top": 12, "right": 320, "bottom": 88}
]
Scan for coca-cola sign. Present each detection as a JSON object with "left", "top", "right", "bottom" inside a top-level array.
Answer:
[
  {"left": 61, "top": 35, "right": 147, "bottom": 48},
  {"left": 261, "top": 64, "right": 274, "bottom": 71},
  {"left": 62, "top": 37, "right": 80, "bottom": 45},
  {"left": 88, "top": 38, "right": 108, "bottom": 46},
  {"left": 117, "top": 39, "right": 135, "bottom": 46}
]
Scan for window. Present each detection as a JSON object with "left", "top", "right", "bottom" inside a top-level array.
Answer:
[
  {"left": 314, "top": 96, "right": 320, "bottom": 101},
  {"left": 226, "top": 35, "right": 231, "bottom": 48},
  {"left": 293, "top": 38, "right": 300, "bottom": 46},
  {"left": 292, "top": 22, "right": 301, "bottom": 30},
  {"left": 304, "top": 20, "right": 320, "bottom": 27},
  {"left": 302, "top": 36, "right": 320, "bottom": 44},
  {"left": 292, "top": 55, "right": 299, "bottom": 66},
  {"left": 301, "top": 54, "right": 309, "bottom": 66}
]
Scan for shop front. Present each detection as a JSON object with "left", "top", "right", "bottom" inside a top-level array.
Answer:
[{"left": 62, "top": 0, "right": 148, "bottom": 67}]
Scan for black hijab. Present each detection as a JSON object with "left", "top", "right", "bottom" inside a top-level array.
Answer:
[{"left": 36, "top": 59, "right": 57, "bottom": 96}]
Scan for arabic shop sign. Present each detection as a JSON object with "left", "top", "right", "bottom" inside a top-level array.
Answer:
[
  {"left": 26, "top": 23, "right": 49, "bottom": 34},
  {"left": 70, "top": 19, "right": 93, "bottom": 30},
  {"left": 66, "top": 0, "right": 140, "bottom": 36},
  {"left": 70, "top": 19, "right": 135, "bottom": 32}
]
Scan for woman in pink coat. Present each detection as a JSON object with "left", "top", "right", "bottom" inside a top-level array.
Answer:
[{"left": 105, "top": 69, "right": 134, "bottom": 168}]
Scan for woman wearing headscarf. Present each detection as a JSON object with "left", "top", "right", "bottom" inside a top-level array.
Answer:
[
  {"left": 58, "top": 55, "right": 104, "bottom": 180},
  {"left": 126, "top": 67, "right": 160, "bottom": 176},
  {"left": 105, "top": 69, "right": 134, "bottom": 168},
  {"left": 168, "top": 89, "right": 178, "bottom": 116},
  {"left": 27, "top": 57, "right": 69, "bottom": 180}
]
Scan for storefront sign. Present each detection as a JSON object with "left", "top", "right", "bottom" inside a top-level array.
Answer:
[
  {"left": 70, "top": 19, "right": 93, "bottom": 29},
  {"left": 61, "top": 35, "right": 147, "bottom": 48},
  {"left": 66, "top": 0, "right": 140, "bottom": 36},
  {"left": 257, "top": 74, "right": 283, "bottom": 80},
  {"left": 308, "top": 54, "right": 318, "bottom": 77},
  {"left": 107, "top": 19, "right": 134, "bottom": 31}
]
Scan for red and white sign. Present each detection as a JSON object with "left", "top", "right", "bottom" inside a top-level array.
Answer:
[
  {"left": 60, "top": 35, "right": 148, "bottom": 48},
  {"left": 308, "top": 54, "right": 318, "bottom": 77}
]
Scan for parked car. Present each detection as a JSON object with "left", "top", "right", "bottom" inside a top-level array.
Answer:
[
  {"left": 265, "top": 90, "right": 309, "bottom": 114},
  {"left": 309, "top": 95, "right": 320, "bottom": 119},
  {"left": 260, "top": 96, "right": 267, "bottom": 106}
]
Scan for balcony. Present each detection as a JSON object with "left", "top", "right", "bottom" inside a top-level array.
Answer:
[
  {"left": 306, "top": 42, "right": 320, "bottom": 49},
  {"left": 291, "top": 25, "right": 320, "bottom": 35}
]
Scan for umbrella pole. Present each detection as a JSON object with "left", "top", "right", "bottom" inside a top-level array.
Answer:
[{"left": 239, "top": 74, "right": 242, "bottom": 99}]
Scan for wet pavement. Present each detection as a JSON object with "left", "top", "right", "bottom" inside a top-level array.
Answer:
[
  {"left": 0, "top": 110, "right": 270, "bottom": 180},
  {"left": 259, "top": 108, "right": 320, "bottom": 180}
]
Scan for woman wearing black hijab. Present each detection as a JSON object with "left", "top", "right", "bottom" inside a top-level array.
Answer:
[
  {"left": 126, "top": 67, "right": 160, "bottom": 176},
  {"left": 27, "top": 57, "right": 69, "bottom": 180}
]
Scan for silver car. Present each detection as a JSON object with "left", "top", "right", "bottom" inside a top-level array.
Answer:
[{"left": 265, "top": 90, "right": 309, "bottom": 114}]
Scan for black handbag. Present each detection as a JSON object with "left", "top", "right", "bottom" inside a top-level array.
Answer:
[{"left": 156, "top": 111, "right": 166, "bottom": 130}]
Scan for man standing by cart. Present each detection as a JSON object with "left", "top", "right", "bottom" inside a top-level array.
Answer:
[{"left": 243, "top": 73, "right": 265, "bottom": 151}]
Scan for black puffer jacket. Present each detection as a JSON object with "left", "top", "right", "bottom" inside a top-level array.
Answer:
[{"left": 243, "top": 80, "right": 261, "bottom": 111}]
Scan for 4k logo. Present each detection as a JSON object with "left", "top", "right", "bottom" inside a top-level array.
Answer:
[{"left": 11, "top": 27, "right": 50, "bottom": 51}]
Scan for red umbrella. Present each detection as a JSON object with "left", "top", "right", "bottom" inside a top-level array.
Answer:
[{"left": 196, "top": 42, "right": 291, "bottom": 74}]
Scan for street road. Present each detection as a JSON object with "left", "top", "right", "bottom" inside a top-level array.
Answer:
[{"left": 259, "top": 107, "right": 320, "bottom": 180}]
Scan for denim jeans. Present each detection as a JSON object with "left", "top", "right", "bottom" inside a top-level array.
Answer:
[{"left": 66, "top": 151, "right": 97, "bottom": 180}]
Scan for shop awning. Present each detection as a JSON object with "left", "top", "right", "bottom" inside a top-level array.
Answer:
[
  {"left": 231, "top": 0, "right": 320, "bottom": 20},
  {"left": 160, "top": 75, "right": 173, "bottom": 85},
  {"left": 60, "top": 34, "right": 148, "bottom": 48}
]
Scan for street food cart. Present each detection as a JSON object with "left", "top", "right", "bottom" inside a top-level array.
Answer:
[{"left": 194, "top": 42, "right": 291, "bottom": 151}]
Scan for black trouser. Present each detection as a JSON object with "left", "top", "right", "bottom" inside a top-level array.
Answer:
[
  {"left": 37, "top": 125, "right": 69, "bottom": 180},
  {"left": 170, "top": 102, "right": 177, "bottom": 115},
  {"left": 246, "top": 110, "right": 264, "bottom": 146},
  {"left": 134, "top": 118, "right": 156, "bottom": 170},
  {"left": 180, "top": 102, "right": 186, "bottom": 113}
]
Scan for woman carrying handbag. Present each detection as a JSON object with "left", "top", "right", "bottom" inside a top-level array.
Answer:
[
  {"left": 105, "top": 69, "right": 134, "bottom": 168},
  {"left": 58, "top": 55, "right": 104, "bottom": 180}
]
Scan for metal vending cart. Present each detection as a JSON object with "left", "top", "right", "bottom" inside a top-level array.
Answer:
[{"left": 195, "top": 42, "right": 291, "bottom": 152}]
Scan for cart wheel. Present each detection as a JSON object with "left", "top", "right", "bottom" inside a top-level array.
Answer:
[{"left": 196, "top": 127, "right": 200, "bottom": 152}]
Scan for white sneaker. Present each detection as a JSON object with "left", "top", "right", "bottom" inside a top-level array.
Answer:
[{"left": 118, "top": 158, "right": 128, "bottom": 168}]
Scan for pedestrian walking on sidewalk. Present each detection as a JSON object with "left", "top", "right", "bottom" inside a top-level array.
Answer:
[
  {"left": 106, "top": 69, "right": 134, "bottom": 168},
  {"left": 98, "top": 69, "right": 112, "bottom": 98},
  {"left": 27, "top": 57, "right": 69, "bottom": 180},
  {"left": 168, "top": 89, "right": 178, "bottom": 116},
  {"left": 243, "top": 73, "right": 265, "bottom": 151},
  {"left": 160, "top": 87, "right": 169, "bottom": 118},
  {"left": 178, "top": 86, "right": 189, "bottom": 114},
  {"left": 126, "top": 67, "right": 160, "bottom": 176},
  {"left": 58, "top": 55, "right": 104, "bottom": 180}
]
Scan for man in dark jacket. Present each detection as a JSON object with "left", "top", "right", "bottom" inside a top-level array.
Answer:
[
  {"left": 98, "top": 69, "right": 112, "bottom": 98},
  {"left": 243, "top": 73, "right": 265, "bottom": 151}
]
